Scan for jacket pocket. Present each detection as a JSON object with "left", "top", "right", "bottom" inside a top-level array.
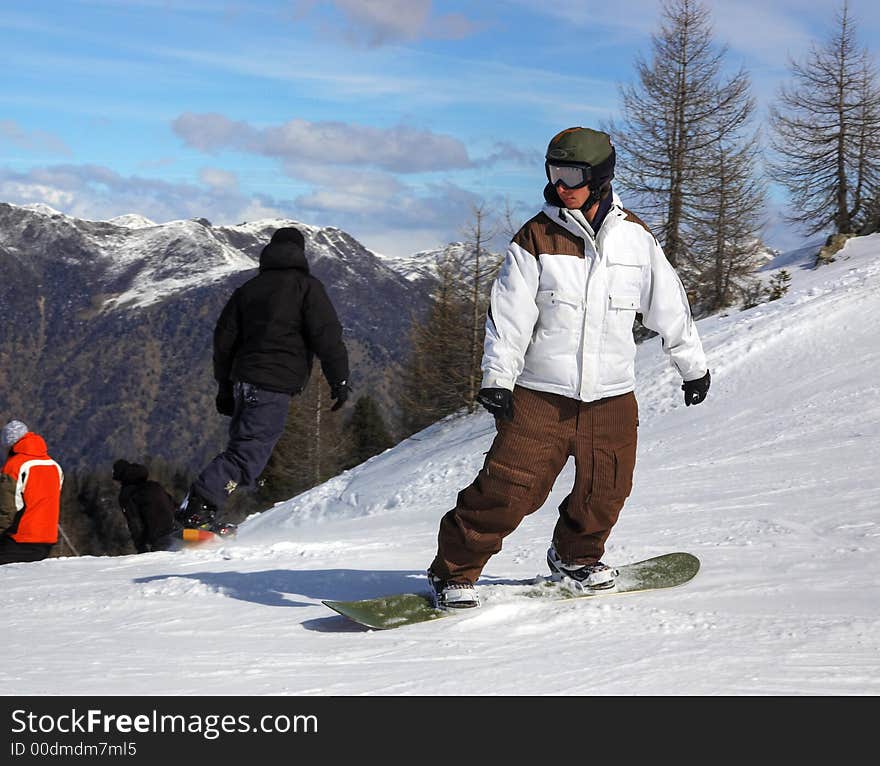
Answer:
[
  {"left": 609, "top": 292, "right": 640, "bottom": 311},
  {"left": 535, "top": 290, "right": 584, "bottom": 328},
  {"left": 536, "top": 289, "right": 584, "bottom": 308},
  {"left": 531, "top": 290, "right": 583, "bottom": 373},
  {"left": 606, "top": 250, "right": 645, "bottom": 300}
]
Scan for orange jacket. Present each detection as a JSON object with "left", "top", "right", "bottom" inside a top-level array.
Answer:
[{"left": 1, "top": 432, "right": 63, "bottom": 544}]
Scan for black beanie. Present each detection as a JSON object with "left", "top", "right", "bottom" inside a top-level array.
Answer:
[
  {"left": 270, "top": 227, "right": 305, "bottom": 248},
  {"left": 112, "top": 459, "right": 130, "bottom": 481}
]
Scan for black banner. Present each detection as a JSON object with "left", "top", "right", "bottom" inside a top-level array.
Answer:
[{"left": 0, "top": 696, "right": 857, "bottom": 760}]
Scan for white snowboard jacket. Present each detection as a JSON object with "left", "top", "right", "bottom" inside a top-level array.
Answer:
[{"left": 482, "top": 193, "right": 707, "bottom": 402}]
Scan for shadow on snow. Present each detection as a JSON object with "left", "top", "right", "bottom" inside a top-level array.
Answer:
[{"left": 133, "top": 566, "right": 429, "bottom": 622}]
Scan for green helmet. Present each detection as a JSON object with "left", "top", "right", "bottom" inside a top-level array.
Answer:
[
  {"left": 545, "top": 127, "right": 616, "bottom": 206},
  {"left": 545, "top": 127, "right": 614, "bottom": 166}
]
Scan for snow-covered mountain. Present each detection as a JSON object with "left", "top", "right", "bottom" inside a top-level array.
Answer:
[
  {"left": 379, "top": 241, "right": 499, "bottom": 286},
  {"left": 3, "top": 233, "right": 878, "bottom": 695},
  {"left": 0, "top": 202, "right": 439, "bottom": 472},
  {"left": 4, "top": 203, "right": 430, "bottom": 312}
]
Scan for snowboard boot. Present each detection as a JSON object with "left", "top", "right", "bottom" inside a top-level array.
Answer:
[
  {"left": 546, "top": 545, "right": 618, "bottom": 590},
  {"left": 426, "top": 570, "right": 480, "bottom": 609},
  {"left": 176, "top": 490, "right": 218, "bottom": 530}
]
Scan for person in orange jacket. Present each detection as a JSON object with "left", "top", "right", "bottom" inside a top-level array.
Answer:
[{"left": 0, "top": 420, "right": 64, "bottom": 565}]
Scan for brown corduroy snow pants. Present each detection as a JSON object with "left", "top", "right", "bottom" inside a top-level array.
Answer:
[{"left": 429, "top": 386, "right": 638, "bottom": 584}]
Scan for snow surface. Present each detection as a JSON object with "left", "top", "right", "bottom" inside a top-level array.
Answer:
[
  {"left": 3, "top": 235, "right": 879, "bottom": 696},
  {"left": 21, "top": 202, "right": 67, "bottom": 218},
  {"left": 105, "top": 214, "right": 158, "bottom": 230}
]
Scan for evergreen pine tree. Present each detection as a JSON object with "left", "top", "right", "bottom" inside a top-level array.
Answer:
[
  {"left": 400, "top": 207, "right": 502, "bottom": 434},
  {"left": 767, "top": 270, "right": 792, "bottom": 301},
  {"left": 344, "top": 395, "right": 395, "bottom": 470},
  {"left": 400, "top": 248, "right": 472, "bottom": 433}
]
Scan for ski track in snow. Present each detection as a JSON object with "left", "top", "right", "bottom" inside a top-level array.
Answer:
[{"left": 2, "top": 235, "right": 880, "bottom": 695}]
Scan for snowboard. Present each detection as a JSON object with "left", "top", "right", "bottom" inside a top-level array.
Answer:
[
  {"left": 323, "top": 551, "right": 699, "bottom": 630},
  {"left": 173, "top": 522, "right": 237, "bottom": 545}
]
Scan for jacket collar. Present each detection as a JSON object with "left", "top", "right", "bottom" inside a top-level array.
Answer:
[{"left": 542, "top": 191, "right": 624, "bottom": 243}]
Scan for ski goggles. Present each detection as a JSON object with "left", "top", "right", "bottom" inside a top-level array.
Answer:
[{"left": 546, "top": 162, "right": 592, "bottom": 190}]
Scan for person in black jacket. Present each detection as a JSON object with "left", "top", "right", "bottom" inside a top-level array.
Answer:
[
  {"left": 112, "top": 460, "right": 176, "bottom": 553},
  {"left": 177, "top": 226, "right": 350, "bottom": 528}
]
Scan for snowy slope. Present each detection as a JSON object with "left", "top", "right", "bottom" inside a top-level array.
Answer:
[{"left": 2, "top": 235, "right": 879, "bottom": 695}]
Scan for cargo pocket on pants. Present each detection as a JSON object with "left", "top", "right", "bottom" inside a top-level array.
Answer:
[{"left": 482, "top": 460, "right": 534, "bottom": 501}]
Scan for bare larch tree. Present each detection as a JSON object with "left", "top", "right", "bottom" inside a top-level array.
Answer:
[
  {"left": 610, "top": 0, "right": 759, "bottom": 278},
  {"left": 769, "top": 1, "right": 880, "bottom": 236},
  {"left": 685, "top": 70, "right": 766, "bottom": 311}
]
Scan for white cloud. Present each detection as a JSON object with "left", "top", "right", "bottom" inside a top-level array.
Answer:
[
  {"left": 295, "top": 175, "right": 491, "bottom": 256},
  {"left": 0, "top": 163, "right": 284, "bottom": 227},
  {"left": 232, "top": 198, "right": 289, "bottom": 223},
  {"left": 508, "top": 0, "right": 880, "bottom": 71},
  {"left": 294, "top": 0, "right": 477, "bottom": 46},
  {"left": 0, "top": 120, "right": 72, "bottom": 156},
  {"left": 296, "top": 174, "right": 482, "bottom": 230},
  {"left": 476, "top": 141, "right": 543, "bottom": 168},
  {"left": 706, "top": 0, "right": 814, "bottom": 68},
  {"left": 0, "top": 181, "right": 76, "bottom": 210},
  {"left": 172, "top": 113, "right": 473, "bottom": 173},
  {"left": 505, "top": 0, "right": 660, "bottom": 36},
  {"left": 282, "top": 162, "right": 400, "bottom": 188},
  {"left": 334, "top": 0, "right": 431, "bottom": 43},
  {"left": 199, "top": 166, "right": 239, "bottom": 191}
]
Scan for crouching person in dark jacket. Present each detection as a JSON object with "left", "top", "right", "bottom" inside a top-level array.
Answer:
[
  {"left": 177, "top": 226, "right": 350, "bottom": 529},
  {"left": 112, "top": 460, "right": 176, "bottom": 553}
]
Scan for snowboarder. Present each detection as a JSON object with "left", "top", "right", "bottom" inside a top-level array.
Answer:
[
  {"left": 177, "top": 226, "right": 351, "bottom": 529},
  {"left": 112, "top": 460, "right": 176, "bottom": 553},
  {"left": 0, "top": 420, "right": 64, "bottom": 565},
  {"left": 427, "top": 127, "right": 710, "bottom": 608}
]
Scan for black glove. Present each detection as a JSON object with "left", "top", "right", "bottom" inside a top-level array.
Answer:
[
  {"left": 682, "top": 370, "right": 710, "bottom": 407},
  {"left": 215, "top": 381, "right": 235, "bottom": 416},
  {"left": 477, "top": 387, "right": 514, "bottom": 421},
  {"left": 330, "top": 380, "right": 351, "bottom": 411}
]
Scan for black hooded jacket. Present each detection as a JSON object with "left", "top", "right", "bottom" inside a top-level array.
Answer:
[
  {"left": 113, "top": 461, "right": 176, "bottom": 553},
  {"left": 212, "top": 234, "right": 349, "bottom": 394}
]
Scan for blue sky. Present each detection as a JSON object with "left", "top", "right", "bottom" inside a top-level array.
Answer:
[{"left": 2, "top": 0, "right": 878, "bottom": 256}]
